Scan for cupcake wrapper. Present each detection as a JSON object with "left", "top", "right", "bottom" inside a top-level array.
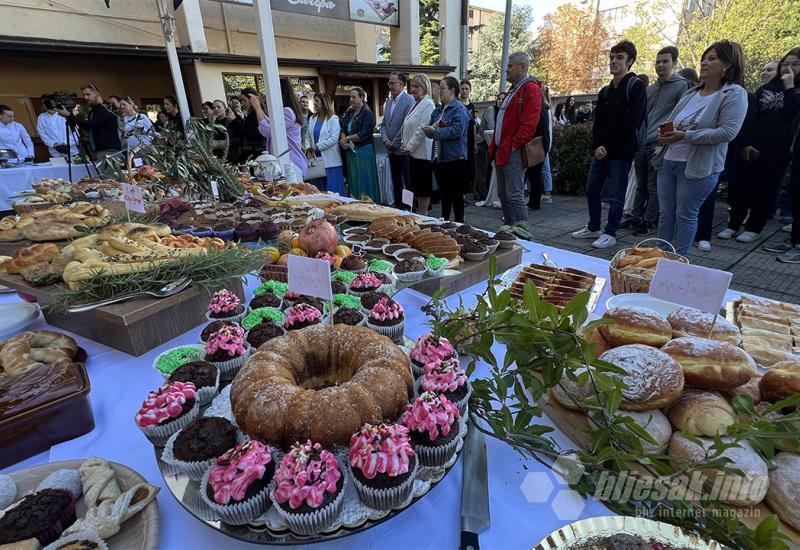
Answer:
[
  {"left": 43, "top": 529, "right": 108, "bottom": 550},
  {"left": 485, "top": 243, "right": 499, "bottom": 255},
  {"left": 271, "top": 475, "right": 347, "bottom": 536},
  {"left": 348, "top": 287, "right": 381, "bottom": 297},
  {"left": 154, "top": 344, "right": 205, "bottom": 378},
  {"left": 367, "top": 319, "right": 405, "bottom": 344},
  {"left": 162, "top": 428, "right": 248, "bottom": 481},
  {"left": 208, "top": 344, "right": 252, "bottom": 383},
  {"left": 394, "top": 269, "right": 426, "bottom": 283},
  {"left": 426, "top": 266, "right": 445, "bottom": 278},
  {"left": 415, "top": 430, "right": 461, "bottom": 468},
  {"left": 377, "top": 282, "right": 395, "bottom": 295},
  {"left": 497, "top": 240, "right": 516, "bottom": 249},
  {"left": 137, "top": 400, "right": 200, "bottom": 447},
  {"left": 200, "top": 466, "right": 272, "bottom": 525},
  {"left": 205, "top": 306, "right": 250, "bottom": 325},
  {"left": 348, "top": 459, "right": 418, "bottom": 511},
  {"left": 195, "top": 368, "right": 221, "bottom": 406},
  {"left": 463, "top": 252, "right": 488, "bottom": 262}
]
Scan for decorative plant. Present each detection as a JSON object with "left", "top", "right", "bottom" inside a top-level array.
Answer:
[
  {"left": 551, "top": 123, "right": 593, "bottom": 196},
  {"left": 424, "top": 257, "right": 800, "bottom": 549}
]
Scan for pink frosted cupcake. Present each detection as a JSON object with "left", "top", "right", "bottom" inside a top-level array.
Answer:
[
  {"left": 134, "top": 381, "right": 199, "bottom": 445},
  {"left": 348, "top": 423, "right": 418, "bottom": 510},
  {"left": 272, "top": 440, "right": 345, "bottom": 535},
  {"left": 204, "top": 325, "right": 251, "bottom": 380},
  {"left": 348, "top": 272, "right": 383, "bottom": 296},
  {"left": 418, "top": 357, "right": 471, "bottom": 415},
  {"left": 284, "top": 303, "right": 323, "bottom": 331},
  {"left": 409, "top": 333, "right": 457, "bottom": 377},
  {"left": 366, "top": 297, "right": 405, "bottom": 343},
  {"left": 400, "top": 392, "right": 461, "bottom": 467},
  {"left": 206, "top": 289, "right": 247, "bottom": 323},
  {"left": 200, "top": 440, "right": 275, "bottom": 525}
]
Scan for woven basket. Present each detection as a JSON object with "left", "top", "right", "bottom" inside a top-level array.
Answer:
[
  {"left": 259, "top": 264, "right": 288, "bottom": 283},
  {"left": 609, "top": 238, "right": 688, "bottom": 295}
]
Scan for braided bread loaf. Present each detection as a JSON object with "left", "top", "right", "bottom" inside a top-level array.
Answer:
[{"left": 0, "top": 330, "right": 79, "bottom": 377}]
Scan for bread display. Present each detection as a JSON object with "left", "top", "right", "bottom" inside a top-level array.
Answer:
[
  {"left": 509, "top": 264, "right": 596, "bottom": 309},
  {"left": 765, "top": 453, "right": 800, "bottom": 532},
  {"left": 1, "top": 243, "right": 59, "bottom": 275},
  {"left": 599, "top": 306, "right": 672, "bottom": 347},
  {"left": 599, "top": 344, "right": 684, "bottom": 410},
  {"left": 0, "top": 202, "right": 113, "bottom": 242},
  {"left": 667, "top": 390, "right": 736, "bottom": 436},
  {"left": 550, "top": 369, "right": 591, "bottom": 411},
  {"left": 729, "top": 296, "right": 800, "bottom": 366},
  {"left": 231, "top": 324, "right": 413, "bottom": 448},
  {"left": 759, "top": 361, "right": 800, "bottom": 403},
  {"left": 578, "top": 326, "right": 611, "bottom": 356},
  {"left": 667, "top": 306, "right": 742, "bottom": 345},
  {"left": 660, "top": 336, "right": 756, "bottom": 390},
  {"left": 326, "top": 201, "right": 407, "bottom": 222},
  {"left": 668, "top": 433, "right": 769, "bottom": 506},
  {"left": 365, "top": 216, "right": 460, "bottom": 259},
  {"left": 0, "top": 330, "right": 79, "bottom": 378}
]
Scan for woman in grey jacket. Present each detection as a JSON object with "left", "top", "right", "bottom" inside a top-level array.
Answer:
[{"left": 655, "top": 40, "right": 748, "bottom": 255}]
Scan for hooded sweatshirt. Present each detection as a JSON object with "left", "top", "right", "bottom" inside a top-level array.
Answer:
[{"left": 644, "top": 73, "right": 690, "bottom": 145}]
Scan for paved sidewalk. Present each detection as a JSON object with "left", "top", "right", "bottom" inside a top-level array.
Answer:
[{"left": 429, "top": 195, "right": 799, "bottom": 304}]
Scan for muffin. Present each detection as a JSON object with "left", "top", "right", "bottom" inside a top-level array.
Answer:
[
  {"left": 360, "top": 291, "right": 389, "bottom": 314},
  {"left": 331, "top": 280, "right": 348, "bottom": 295},
  {"left": 348, "top": 423, "right": 418, "bottom": 510},
  {"left": 201, "top": 440, "right": 275, "bottom": 525},
  {"left": 349, "top": 273, "right": 383, "bottom": 296},
  {"left": 284, "top": 304, "right": 323, "bottom": 331},
  {"left": 460, "top": 241, "right": 489, "bottom": 261},
  {"left": 253, "top": 280, "right": 288, "bottom": 298},
  {"left": 366, "top": 297, "right": 405, "bottom": 343},
  {"left": 418, "top": 357, "right": 471, "bottom": 414},
  {"left": 163, "top": 416, "right": 239, "bottom": 480},
  {"left": 400, "top": 392, "right": 461, "bottom": 467},
  {"left": 200, "top": 321, "right": 238, "bottom": 343},
  {"left": 249, "top": 292, "right": 282, "bottom": 310},
  {"left": 364, "top": 238, "right": 390, "bottom": 251},
  {"left": 394, "top": 258, "right": 426, "bottom": 283},
  {"left": 331, "top": 269, "right": 357, "bottom": 286},
  {"left": 332, "top": 293, "right": 361, "bottom": 310},
  {"left": 285, "top": 293, "right": 324, "bottom": 313},
  {"left": 241, "top": 307, "right": 284, "bottom": 331},
  {"left": 340, "top": 254, "right": 367, "bottom": 272},
  {"left": 426, "top": 255, "right": 447, "bottom": 277},
  {"left": 272, "top": 440, "right": 345, "bottom": 535},
  {"left": 0, "top": 489, "right": 77, "bottom": 546},
  {"left": 396, "top": 250, "right": 424, "bottom": 261},
  {"left": 203, "top": 325, "right": 250, "bottom": 380},
  {"left": 168, "top": 361, "right": 220, "bottom": 405},
  {"left": 154, "top": 344, "right": 204, "bottom": 376},
  {"left": 206, "top": 289, "right": 247, "bottom": 323},
  {"left": 333, "top": 307, "right": 365, "bottom": 327},
  {"left": 246, "top": 321, "right": 285, "bottom": 348},
  {"left": 235, "top": 222, "right": 258, "bottom": 242},
  {"left": 135, "top": 381, "right": 199, "bottom": 446},
  {"left": 409, "top": 333, "right": 458, "bottom": 377},
  {"left": 493, "top": 231, "right": 517, "bottom": 248},
  {"left": 367, "top": 259, "right": 394, "bottom": 273}
]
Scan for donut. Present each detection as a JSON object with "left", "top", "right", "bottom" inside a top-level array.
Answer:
[
  {"left": 578, "top": 326, "right": 610, "bottom": 357},
  {"left": 759, "top": 361, "right": 800, "bottom": 403},
  {"left": 599, "top": 344, "right": 684, "bottom": 410},
  {"left": 666, "top": 306, "right": 742, "bottom": 345},
  {"left": 599, "top": 306, "right": 672, "bottom": 347},
  {"left": 0, "top": 330, "right": 79, "bottom": 377},
  {"left": 766, "top": 453, "right": 800, "bottom": 532},
  {"left": 660, "top": 336, "right": 756, "bottom": 390},
  {"left": 230, "top": 324, "right": 413, "bottom": 448},
  {"left": 666, "top": 390, "right": 736, "bottom": 436}
]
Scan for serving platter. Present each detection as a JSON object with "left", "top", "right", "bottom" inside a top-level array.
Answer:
[
  {"left": 0, "top": 301, "right": 40, "bottom": 338},
  {"left": 498, "top": 263, "right": 606, "bottom": 312}
]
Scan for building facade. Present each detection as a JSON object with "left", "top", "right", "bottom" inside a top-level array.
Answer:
[{"left": 467, "top": 4, "right": 502, "bottom": 55}]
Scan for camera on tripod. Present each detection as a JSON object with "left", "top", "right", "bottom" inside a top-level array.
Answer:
[{"left": 43, "top": 90, "right": 77, "bottom": 112}]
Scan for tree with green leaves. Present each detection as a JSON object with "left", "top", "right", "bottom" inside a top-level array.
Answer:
[
  {"left": 618, "top": 0, "right": 674, "bottom": 81},
  {"left": 419, "top": 0, "right": 440, "bottom": 65},
  {"left": 467, "top": 5, "right": 536, "bottom": 101}
]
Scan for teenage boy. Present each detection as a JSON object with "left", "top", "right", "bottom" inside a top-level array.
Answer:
[
  {"left": 572, "top": 40, "right": 647, "bottom": 248},
  {"left": 622, "top": 46, "right": 689, "bottom": 236}
]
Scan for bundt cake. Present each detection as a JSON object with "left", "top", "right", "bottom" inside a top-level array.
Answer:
[{"left": 230, "top": 324, "right": 413, "bottom": 448}]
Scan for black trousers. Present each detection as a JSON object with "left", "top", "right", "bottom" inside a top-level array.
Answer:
[
  {"left": 408, "top": 157, "right": 432, "bottom": 198},
  {"left": 695, "top": 182, "right": 720, "bottom": 242},
  {"left": 432, "top": 159, "right": 466, "bottom": 222},
  {"left": 388, "top": 152, "right": 410, "bottom": 209},
  {"left": 727, "top": 153, "right": 791, "bottom": 233},
  {"left": 474, "top": 142, "right": 489, "bottom": 201},
  {"left": 792, "top": 152, "right": 800, "bottom": 245},
  {"left": 526, "top": 164, "right": 544, "bottom": 209}
]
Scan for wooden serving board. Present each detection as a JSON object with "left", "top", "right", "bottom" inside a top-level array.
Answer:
[
  {"left": 0, "top": 273, "right": 243, "bottom": 356},
  {"left": 541, "top": 393, "right": 800, "bottom": 543}
]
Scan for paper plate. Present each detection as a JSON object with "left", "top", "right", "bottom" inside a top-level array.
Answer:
[{"left": 0, "top": 302, "right": 40, "bottom": 338}]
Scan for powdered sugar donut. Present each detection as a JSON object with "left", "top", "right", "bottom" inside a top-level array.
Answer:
[{"left": 599, "top": 344, "right": 684, "bottom": 410}]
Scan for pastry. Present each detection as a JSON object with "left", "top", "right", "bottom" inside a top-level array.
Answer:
[
  {"left": 549, "top": 368, "right": 592, "bottom": 411},
  {"left": 722, "top": 373, "right": 762, "bottom": 405},
  {"left": 599, "top": 345, "right": 684, "bottom": 410},
  {"left": 61, "top": 483, "right": 158, "bottom": 539},
  {"left": 588, "top": 409, "right": 672, "bottom": 454},
  {"left": 759, "top": 361, "right": 800, "bottom": 403},
  {"left": 660, "top": 337, "right": 756, "bottom": 390},
  {"left": 2, "top": 243, "right": 59, "bottom": 275},
  {"left": 667, "top": 390, "right": 736, "bottom": 436},
  {"left": 0, "top": 330, "right": 78, "bottom": 378},
  {"left": 348, "top": 423, "right": 418, "bottom": 511},
  {"left": 400, "top": 391, "right": 461, "bottom": 467},
  {"left": 666, "top": 306, "right": 742, "bottom": 345},
  {"left": 0, "top": 489, "right": 77, "bottom": 546},
  {"left": 78, "top": 457, "right": 121, "bottom": 508},
  {"left": 668, "top": 433, "right": 768, "bottom": 506},
  {"left": 41, "top": 531, "right": 108, "bottom": 549},
  {"left": 765, "top": 452, "right": 800, "bottom": 532},
  {"left": 418, "top": 357, "right": 470, "bottom": 414},
  {"left": 366, "top": 297, "right": 405, "bottom": 343},
  {"left": 283, "top": 303, "right": 323, "bottom": 331},
  {"left": 36, "top": 470, "right": 82, "bottom": 500},
  {"left": 578, "top": 326, "right": 610, "bottom": 357},
  {"left": 599, "top": 307, "right": 672, "bottom": 347},
  {"left": 741, "top": 344, "right": 799, "bottom": 368},
  {"left": 231, "top": 324, "right": 412, "bottom": 448}
]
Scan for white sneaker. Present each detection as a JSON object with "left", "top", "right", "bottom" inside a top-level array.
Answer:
[
  {"left": 592, "top": 234, "right": 617, "bottom": 248},
  {"left": 736, "top": 231, "right": 760, "bottom": 243},
  {"left": 475, "top": 200, "right": 487, "bottom": 207},
  {"left": 697, "top": 240, "right": 712, "bottom": 252},
  {"left": 571, "top": 226, "right": 602, "bottom": 239},
  {"left": 783, "top": 224, "right": 792, "bottom": 233},
  {"left": 492, "top": 201, "right": 502, "bottom": 209},
  {"left": 717, "top": 228, "right": 737, "bottom": 240},
  {"left": 541, "top": 195, "right": 553, "bottom": 203}
]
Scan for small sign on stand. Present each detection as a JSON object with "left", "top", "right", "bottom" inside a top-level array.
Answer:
[
  {"left": 401, "top": 189, "right": 414, "bottom": 209},
  {"left": 121, "top": 183, "right": 146, "bottom": 215},
  {"left": 210, "top": 179, "right": 220, "bottom": 200}
]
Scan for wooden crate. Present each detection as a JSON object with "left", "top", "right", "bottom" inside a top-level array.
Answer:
[{"left": 0, "top": 274, "right": 243, "bottom": 356}]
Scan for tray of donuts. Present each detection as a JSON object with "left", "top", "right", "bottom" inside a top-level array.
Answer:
[
  {"left": 609, "top": 239, "right": 688, "bottom": 295},
  {"left": 545, "top": 304, "right": 800, "bottom": 541},
  {"left": 0, "top": 329, "right": 94, "bottom": 469}
]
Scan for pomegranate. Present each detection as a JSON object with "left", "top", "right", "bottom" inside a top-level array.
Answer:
[
  {"left": 298, "top": 219, "right": 338, "bottom": 256},
  {"left": 137, "top": 165, "right": 156, "bottom": 178}
]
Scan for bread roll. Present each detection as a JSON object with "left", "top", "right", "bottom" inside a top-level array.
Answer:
[
  {"left": 589, "top": 409, "right": 672, "bottom": 454},
  {"left": 667, "top": 390, "right": 735, "bottom": 436},
  {"left": 722, "top": 373, "right": 762, "bottom": 405},
  {"left": 741, "top": 328, "right": 793, "bottom": 349},
  {"left": 739, "top": 315, "right": 791, "bottom": 335},
  {"left": 668, "top": 433, "right": 769, "bottom": 505},
  {"left": 579, "top": 326, "right": 610, "bottom": 357},
  {"left": 765, "top": 453, "right": 800, "bottom": 531},
  {"left": 759, "top": 361, "right": 800, "bottom": 403},
  {"left": 666, "top": 306, "right": 742, "bottom": 345},
  {"left": 599, "top": 306, "right": 672, "bottom": 347},
  {"left": 742, "top": 344, "right": 799, "bottom": 368},
  {"left": 660, "top": 336, "right": 756, "bottom": 390},
  {"left": 599, "top": 344, "right": 684, "bottom": 410}
]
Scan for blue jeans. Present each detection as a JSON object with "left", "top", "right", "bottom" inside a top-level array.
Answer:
[
  {"left": 657, "top": 159, "right": 719, "bottom": 256},
  {"left": 542, "top": 154, "right": 553, "bottom": 192},
  {"left": 586, "top": 158, "right": 632, "bottom": 236}
]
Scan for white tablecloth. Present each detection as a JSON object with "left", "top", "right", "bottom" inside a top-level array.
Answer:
[
  {"left": 0, "top": 242, "right": 746, "bottom": 549},
  {"left": 0, "top": 163, "right": 92, "bottom": 210}
]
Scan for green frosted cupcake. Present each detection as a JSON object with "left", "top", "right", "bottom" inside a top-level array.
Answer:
[
  {"left": 154, "top": 345, "right": 205, "bottom": 376},
  {"left": 253, "top": 280, "right": 289, "bottom": 297},
  {"left": 333, "top": 293, "right": 361, "bottom": 310},
  {"left": 426, "top": 255, "right": 447, "bottom": 277},
  {"left": 367, "top": 259, "right": 394, "bottom": 273},
  {"left": 331, "top": 270, "right": 357, "bottom": 284},
  {"left": 242, "top": 307, "right": 285, "bottom": 330}
]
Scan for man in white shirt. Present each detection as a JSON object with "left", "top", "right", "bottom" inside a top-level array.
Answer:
[
  {"left": 37, "top": 95, "right": 79, "bottom": 158},
  {"left": 0, "top": 105, "right": 34, "bottom": 161}
]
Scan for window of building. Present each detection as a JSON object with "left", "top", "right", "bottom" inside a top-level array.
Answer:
[
  {"left": 222, "top": 73, "right": 318, "bottom": 103},
  {"left": 469, "top": 9, "right": 474, "bottom": 18}
]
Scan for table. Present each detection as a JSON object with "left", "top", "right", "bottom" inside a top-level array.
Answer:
[
  {"left": 0, "top": 162, "right": 92, "bottom": 210},
  {"left": 0, "top": 241, "right": 746, "bottom": 549}
]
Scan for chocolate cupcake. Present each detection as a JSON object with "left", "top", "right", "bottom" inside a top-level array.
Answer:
[
  {"left": 163, "top": 417, "right": 240, "bottom": 480},
  {"left": 168, "top": 361, "right": 220, "bottom": 405},
  {"left": 235, "top": 222, "right": 258, "bottom": 242},
  {"left": 249, "top": 292, "right": 282, "bottom": 310},
  {"left": 246, "top": 321, "right": 285, "bottom": 348},
  {"left": 206, "top": 289, "right": 247, "bottom": 323},
  {"left": 333, "top": 307, "right": 365, "bottom": 327},
  {"left": 340, "top": 255, "right": 367, "bottom": 272},
  {"left": 400, "top": 392, "right": 462, "bottom": 467},
  {"left": 360, "top": 291, "right": 389, "bottom": 313},
  {"left": 396, "top": 250, "right": 424, "bottom": 261},
  {"left": 284, "top": 304, "right": 323, "bottom": 331},
  {"left": 0, "top": 489, "right": 77, "bottom": 547},
  {"left": 135, "top": 381, "right": 199, "bottom": 446},
  {"left": 283, "top": 292, "right": 324, "bottom": 313},
  {"left": 394, "top": 258, "right": 426, "bottom": 283},
  {"left": 460, "top": 241, "right": 489, "bottom": 261},
  {"left": 201, "top": 320, "right": 238, "bottom": 343},
  {"left": 331, "top": 280, "right": 348, "bottom": 295}
]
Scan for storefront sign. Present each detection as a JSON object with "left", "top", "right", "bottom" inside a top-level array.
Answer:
[
  {"left": 212, "top": 0, "right": 398, "bottom": 27},
  {"left": 649, "top": 259, "right": 732, "bottom": 316}
]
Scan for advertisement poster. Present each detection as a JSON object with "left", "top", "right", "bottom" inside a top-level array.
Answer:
[{"left": 348, "top": 0, "right": 399, "bottom": 26}]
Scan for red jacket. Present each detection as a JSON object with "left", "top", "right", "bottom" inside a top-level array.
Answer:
[{"left": 489, "top": 79, "right": 542, "bottom": 167}]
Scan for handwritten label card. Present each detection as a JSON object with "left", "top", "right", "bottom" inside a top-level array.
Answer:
[
  {"left": 287, "top": 255, "right": 332, "bottom": 300},
  {"left": 121, "top": 183, "right": 146, "bottom": 213},
  {"left": 401, "top": 189, "right": 414, "bottom": 208},
  {"left": 132, "top": 157, "right": 143, "bottom": 167},
  {"left": 649, "top": 259, "right": 732, "bottom": 315},
  {"left": 210, "top": 179, "right": 220, "bottom": 200}
]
